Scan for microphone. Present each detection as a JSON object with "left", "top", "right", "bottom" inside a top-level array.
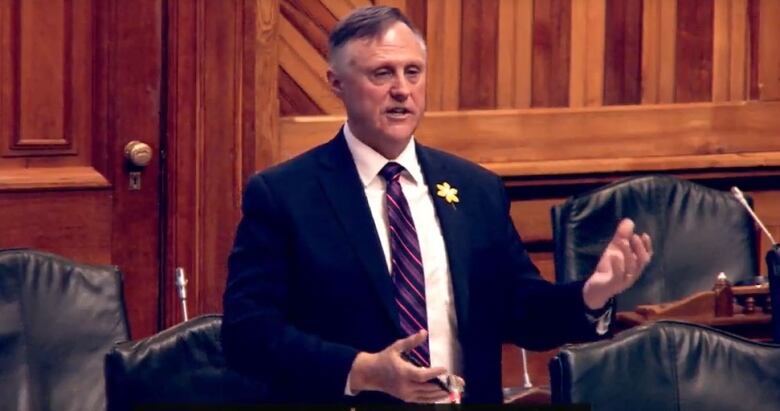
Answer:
[
  {"left": 731, "top": 186, "right": 776, "bottom": 244},
  {"left": 175, "top": 267, "right": 189, "bottom": 322}
]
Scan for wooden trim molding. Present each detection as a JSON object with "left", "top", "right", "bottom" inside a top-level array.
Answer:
[
  {"left": 279, "top": 101, "right": 780, "bottom": 176},
  {"left": 0, "top": 166, "right": 110, "bottom": 191}
]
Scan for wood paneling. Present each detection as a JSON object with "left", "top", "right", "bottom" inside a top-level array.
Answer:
[
  {"left": 426, "top": 0, "right": 460, "bottom": 110},
  {"left": 510, "top": 198, "right": 562, "bottom": 244},
  {"left": 403, "top": 0, "right": 426, "bottom": 34},
  {"left": 1, "top": 0, "right": 163, "bottom": 339},
  {"left": 280, "top": 68, "right": 321, "bottom": 116},
  {"left": 532, "top": 0, "right": 571, "bottom": 107},
  {"left": 570, "top": 0, "right": 606, "bottom": 107},
  {"left": 757, "top": 0, "right": 780, "bottom": 100},
  {"left": 1, "top": 0, "right": 92, "bottom": 158},
  {"left": 604, "top": 0, "right": 642, "bottom": 105},
  {"left": 279, "top": 16, "right": 342, "bottom": 114},
  {"left": 459, "top": 0, "right": 499, "bottom": 109},
  {"left": 642, "top": 0, "right": 678, "bottom": 104},
  {"left": 675, "top": 0, "right": 715, "bottom": 102},
  {"left": 280, "top": 102, "right": 780, "bottom": 174},
  {"left": 497, "top": 0, "right": 533, "bottom": 109},
  {"left": 254, "top": 0, "right": 281, "bottom": 173},
  {"left": 165, "top": 0, "right": 276, "bottom": 327},
  {"left": 109, "top": 0, "right": 163, "bottom": 338},
  {"left": 713, "top": 0, "right": 748, "bottom": 102},
  {"left": 280, "top": 0, "right": 334, "bottom": 58},
  {"left": 321, "top": 0, "right": 370, "bottom": 19}
]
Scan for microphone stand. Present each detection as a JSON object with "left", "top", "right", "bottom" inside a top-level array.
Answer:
[
  {"left": 175, "top": 267, "right": 189, "bottom": 322},
  {"left": 732, "top": 186, "right": 780, "bottom": 342},
  {"left": 521, "top": 348, "right": 533, "bottom": 389}
]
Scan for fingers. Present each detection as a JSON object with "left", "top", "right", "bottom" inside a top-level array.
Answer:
[
  {"left": 411, "top": 385, "right": 450, "bottom": 403},
  {"left": 393, "top": 329, "right": 428, "bottom": 355},
  {"left": 615, "top": 237, "right": 637, "bottom": 276},
  {"left": 631, "top": 234, "right": 651, "bottom": 267},
  {"left": 613, "top": 218, "right": 635, "bottom": 241},
  {"left": 641, "top": 233, "right": 653, "bottom": 256},
  {"left": 409, "top": 365, "right": 448, "bottom": 383}
]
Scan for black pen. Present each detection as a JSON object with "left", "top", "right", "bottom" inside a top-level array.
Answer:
[{"left": 399, "top": 351, "right": 450, "bottom": 393}]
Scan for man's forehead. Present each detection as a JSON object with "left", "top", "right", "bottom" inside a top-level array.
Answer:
[{"left": 342, "top": 22, "right": 424, "bottom": 55}]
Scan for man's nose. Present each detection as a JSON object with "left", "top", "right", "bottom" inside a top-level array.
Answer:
[{"left": 390, "top": 75, "right": 410, "bottom": 101}]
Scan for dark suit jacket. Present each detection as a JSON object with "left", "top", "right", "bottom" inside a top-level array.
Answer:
[{"left": 222, "top": 131, "right": 600, "bottom": 404}]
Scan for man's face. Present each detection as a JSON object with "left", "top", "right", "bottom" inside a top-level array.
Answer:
[{"left": 328, "top": 22, "right": 426, "bottom": 158}]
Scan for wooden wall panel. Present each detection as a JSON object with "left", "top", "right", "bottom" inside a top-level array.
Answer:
[
  {"left": 279, "top": 17, "right": 342, "bottom": 113},
  {"left": 757, "top": 0, "right": 780, "bottom": 100},
  {"left": 0, "top": 191, "right": 111, "bottom": 265},
  {"left": 604, "top": 0, "right": 642, "bottom": 105},
  {"left": 253, "top": 0, "right": 281, "bottom": 174},
  {"left": 280, "top": 0, "right": 334, "bottom": 58},
  {"left": 712, "top": 0, "right": 748, "bottom": 102},
  {"left": 675, "top": 0, "right": 715, "bottom": 102},
  {"left": 426, "top": 0, "right": 460, "bottom": 110},
  {"left": 280, "top": 68, "right": 321, "bottom": 115},
  {"left": 496, "top": 0, "right": 533, "bottom": 109},
  {"left": 279, "top": 102, "right": 780, "bottom": 173},
  {"left": 459, "top": 0, "right": 499, "bottom": 109},
  {"left": 277, "top": 0, "right": 776, "bottom": 113},
  {"left": 642, "top": 0, "right": 677, "bottom": 104},
  {"left": 532, "top": 0, "right": 571, "bottom": 107},
  {"left": 1, "top": 0, "right": 92, "bottom": 159},
  {"left": 165, "top": 0, "right": 273, "bottom": 326},
  {"left": 402, "top": 0, "right": 427, "bottom": 34},
  {"left": 569, "top": 0, "right": 606, "bottom": 107}
]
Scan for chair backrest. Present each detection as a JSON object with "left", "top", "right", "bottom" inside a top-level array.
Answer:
[
  {"left": 767, "top": 245, "right": 780, "bottom": 343},
  {"left": 105, "top": 314, "right": 267, "bottom": 410},
  {"left": 550, "top": 320, "right": 780, "bottom": 411},
  {"left": 0, "top": 248, "right": 130, "bottom": 411},
  {"left": 552, "top": 175, "right": 757, "bottom": 311}
]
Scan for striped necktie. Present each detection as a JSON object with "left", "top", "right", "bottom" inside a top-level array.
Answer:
[{"left": 379, "top": 162, "right": 430, "bottom": 366}]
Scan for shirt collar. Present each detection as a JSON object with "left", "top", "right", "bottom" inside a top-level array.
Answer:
[{"left": 343, "top": 123, "right": 424, "bottom": 187}]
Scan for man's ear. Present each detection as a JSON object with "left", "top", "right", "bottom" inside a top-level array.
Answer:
[{"left": 327, "top": 68, "right": 343, "bottom": 97}]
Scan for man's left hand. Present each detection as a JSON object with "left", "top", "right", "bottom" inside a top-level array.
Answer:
[{"left": 582, "top": 218, "right": 653, "bottom": 310}]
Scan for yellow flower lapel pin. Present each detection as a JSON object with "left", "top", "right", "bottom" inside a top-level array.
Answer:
[{"left": 436, "top": 182, "right": 459, "bottom": 207}]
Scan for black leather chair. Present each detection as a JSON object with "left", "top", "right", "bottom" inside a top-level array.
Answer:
[
  {"left": 550, "top": 320, "right": 780, "bottom": 411},
  {"left": 0, "top": 248, "right": 130, "bottom": 411},
  {"left": 105, "top": 314, "right": 267, "bottom": 410},
  {"left": 552, "top": 175, "right": 758, "bottom": 311}
]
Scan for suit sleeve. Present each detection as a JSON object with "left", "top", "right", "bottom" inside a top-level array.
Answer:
[
  {"left": 222, "top": 174, "right": 359, "bottom": 401},
  {"left": 492, "top": 176, "right": 604, "bottom": 350}
]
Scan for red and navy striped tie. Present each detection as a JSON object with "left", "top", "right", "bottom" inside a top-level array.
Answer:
[{"left": 379, "top": 162, "right": 430, "bottom": 366}]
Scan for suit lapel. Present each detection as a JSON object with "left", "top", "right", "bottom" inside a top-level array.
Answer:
[
  {"left": 417, "top": 145, "right": 471, "bottom": 337},
  {"left": 317, "top": 132, "right": 401, "bottom": 334}
]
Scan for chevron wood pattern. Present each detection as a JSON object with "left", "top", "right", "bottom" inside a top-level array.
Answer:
[{"left": 278, "top": 0, "right": 774, "bottom": 116}]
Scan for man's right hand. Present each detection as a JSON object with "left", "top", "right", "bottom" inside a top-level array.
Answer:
[{"left": 348, "top": 330, "right": 450, "bottom": 403}]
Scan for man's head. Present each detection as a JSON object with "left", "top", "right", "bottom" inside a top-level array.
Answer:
[{"left": 327, "top": 6, "right": 427, "bottom": 159}]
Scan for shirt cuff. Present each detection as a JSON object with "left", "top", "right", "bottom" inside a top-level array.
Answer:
[
  {"left": 585, "top": 297, "right": 614, "bottom": 336},
  {"left": 344, "top": 369, "right": 356, "bottom": 396}
]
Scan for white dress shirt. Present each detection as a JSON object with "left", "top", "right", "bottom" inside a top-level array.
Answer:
[{"left": 343, "top": 123, "right": 462, "bottom": 392}]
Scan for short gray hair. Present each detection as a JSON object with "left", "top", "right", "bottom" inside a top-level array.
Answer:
[{"left": 327, "top": 6, "right": 426, "bottom": 66}]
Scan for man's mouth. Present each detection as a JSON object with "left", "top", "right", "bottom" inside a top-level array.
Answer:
[{"left": 386, "top": 107, "right": 412, "bottom": 118}]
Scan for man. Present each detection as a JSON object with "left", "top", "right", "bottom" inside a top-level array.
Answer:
[{"left": 222, "top": 6, "right": 652, "bottom": 404}]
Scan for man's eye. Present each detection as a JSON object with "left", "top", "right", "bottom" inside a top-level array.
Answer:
[{"left": 374, "top": 70, "right": 392, "bottom": 79}]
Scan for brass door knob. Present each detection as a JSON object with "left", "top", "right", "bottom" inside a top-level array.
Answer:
[{"left": 124, "top": 141, "right": 153, "bottom": 167}]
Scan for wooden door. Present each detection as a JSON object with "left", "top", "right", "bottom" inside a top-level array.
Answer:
[{"left": 0, "top": 0, "right": 162, "bottom": 338}]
